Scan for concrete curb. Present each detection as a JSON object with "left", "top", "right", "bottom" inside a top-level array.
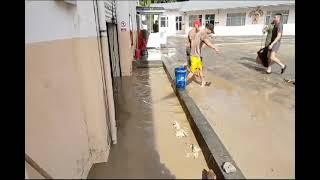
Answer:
[
  {"left": 162, "top": 60, "right": 246, "bottom": 179},
  {"left": 133, "top": 60, "right": 163, "bottom": 68}
]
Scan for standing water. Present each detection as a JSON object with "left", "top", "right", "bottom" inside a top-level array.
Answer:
[{"left": 88, "top": 67, "right": 209, "bottom": 178}]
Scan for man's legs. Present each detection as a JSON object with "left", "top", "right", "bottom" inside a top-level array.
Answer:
[
  {"left": 188, "top": 56, "right": 196, "bottom": 83},
  {"left": 267, "top": 51, "right": 285, "bottom": 73},
  {"left": 199, "top": 67, "right": 206, "bottom": 87},
  {"left": 187, "top": 55, "right": 191, "bottom": 72},
  {"left": 187, "top": 72, "right": 194, "bottom": 83}
]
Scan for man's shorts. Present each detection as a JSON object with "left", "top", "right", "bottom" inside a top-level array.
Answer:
[
  {"left": 190, "top": 55, "right": 203, "bottom": 73},
  {"left": 271, "top": 42, "right": 281, "bottom": 53}
]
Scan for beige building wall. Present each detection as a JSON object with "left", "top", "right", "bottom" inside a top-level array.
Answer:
[
  {"left": 116, "top": 0, "right": 138, "bottom": 76},
  {"left": 26, "top": 1, "right": 111, "bottom": 178}
]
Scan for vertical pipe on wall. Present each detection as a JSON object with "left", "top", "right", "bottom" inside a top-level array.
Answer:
[{"left": 94, "top": 0, "right": 117, "bottom": 144}]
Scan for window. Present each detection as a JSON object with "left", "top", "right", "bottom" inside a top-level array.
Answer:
[
  {"left": 265, "top": 10, "right": 289, "bottom": 24},
  {"left": 189, "top": 15, "right": 202, "bottom": 27},
  {"left": 205, "top": 14, "right": 215, "bottom": 25},
  {"left": 160, "top": 16, "right": 168, "bottom": 27},
  {"left": 176, "top": 16, "right": 182, "bottom": 31},
  {"left": 226, "top": 13, "right": 246, "bottom": 26}
]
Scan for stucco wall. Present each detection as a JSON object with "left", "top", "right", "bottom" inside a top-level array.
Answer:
[
  {"left": 116, "top": 0, "right": 138, "bottom": 76},
  {"left": 26, "top": 1, "right": 111, "bottom": 178}
]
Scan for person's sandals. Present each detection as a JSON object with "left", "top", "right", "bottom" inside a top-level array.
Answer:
[{"left": 281, "top": 65, "right": 287, "bottom": 74}]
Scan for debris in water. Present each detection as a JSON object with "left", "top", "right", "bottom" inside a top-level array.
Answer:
[
  {"left": 173, "top": 121, "right": 188, "bottom": 138},
  {"left": 222, "top": 162, "right": 237, "bottom": 174},
  {"left": 176, "top": 129, "right": 188, "bottom": 138},
  {"left": 173, "top": 121, "right": 181, "bottom": 130},
  {"left": 284, "top": 78, "right": 295, "bottom": 85},
  {"left": 186, "top": 144, "right": 201, "bottom": 159},
  {"left": 142, "top": 100, "right": 152, "bottom": 106}
]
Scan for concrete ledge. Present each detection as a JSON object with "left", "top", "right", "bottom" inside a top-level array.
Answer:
[
  {"left": 162, "top": 60, "right": 246, "bottom": 179},
  {"left": 133, "top": 60, "right": 163, "bottom": 68}
]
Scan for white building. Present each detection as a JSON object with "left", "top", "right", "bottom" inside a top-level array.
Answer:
[{"left": 151, "top": 1, "right": 295, "bottom": 36}]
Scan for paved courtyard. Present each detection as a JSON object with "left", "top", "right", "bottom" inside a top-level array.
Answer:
[{"left": 161, "top": 35, "right": 295, "bottom": 179}]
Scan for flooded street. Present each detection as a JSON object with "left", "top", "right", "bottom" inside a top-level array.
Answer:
[
  {"left": 25, "top": 1, "right": 297, "bottom": 179},
  {"left": 88, "top": 67, "right": 208, "bottom": 178},
  {"left": 162, "top": 36, "right": 295, "bottom": 178}
]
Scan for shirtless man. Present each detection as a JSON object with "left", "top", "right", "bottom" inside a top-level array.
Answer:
[
  {"left": 185, "top": 20, "right": 201, "bottom": 70},
  {"left": 187, "top": 23, "right": 220, "bottom": 87}
]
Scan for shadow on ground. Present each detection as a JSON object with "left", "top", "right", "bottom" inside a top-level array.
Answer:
[
  {"left": 238, "top": 61, "right": 266, "bottom": 73},
  {"left": 240, "top": 57, "right": 256, "bottom": 62}
]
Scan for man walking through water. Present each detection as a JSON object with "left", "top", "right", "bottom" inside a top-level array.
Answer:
[
  {"left": 187, "top": 23, "right": 220, "bottom": 87},
  {"left": 266, "top": 13, "right": 287, "bottom": 74},
  {"left": 185, "top": 20, "right": 201, "bottom": 70}
]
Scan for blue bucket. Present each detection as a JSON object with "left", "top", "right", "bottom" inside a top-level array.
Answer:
[{"left": 175, "top": 67, "right": 187, "bottom": 90}]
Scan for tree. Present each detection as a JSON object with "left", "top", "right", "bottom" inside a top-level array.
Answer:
[{"left": 139, "top": 0, "right": 152, "bottom": 7}]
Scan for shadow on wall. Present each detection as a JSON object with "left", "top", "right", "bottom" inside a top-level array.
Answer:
[{"left": 87, "top": 67, "right": 176, "bottom": 178}]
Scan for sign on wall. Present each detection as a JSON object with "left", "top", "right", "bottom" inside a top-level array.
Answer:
[{"left": 120, "top": 20, "right": 127, "bottom": 32}]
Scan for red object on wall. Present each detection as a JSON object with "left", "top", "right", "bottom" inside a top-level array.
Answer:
[
  {"left": 135, "top": 48, "right": 141, "bottom": 60},
  {"left": 138, "top": 30, "right": 148, "bottom": 53}
]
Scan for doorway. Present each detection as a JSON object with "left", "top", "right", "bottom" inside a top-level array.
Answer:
[
  {"left": 106, "top": 22, "right": 121, "bottom": 102},
  {"left": 205, "top": 14, "right": 215, "bottom": 26},
  {"left": 106, "top": 22, "right": 121, "bottom": 80},
  {"left": 176, "top": 16, "right": 182, "bottom": 31}
]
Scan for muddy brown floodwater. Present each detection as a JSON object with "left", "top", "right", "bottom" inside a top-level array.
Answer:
[
  {"left": 161, "top": 36, "right": 295, "bottom": 179},
  {"left": 187, "top": 74, "right": 294, "bottom": 179},
  {"left": 88, "top": 67, "right": 208, "bottom": 179}
]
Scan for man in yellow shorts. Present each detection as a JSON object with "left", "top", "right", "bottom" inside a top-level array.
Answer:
[
  {"left": 185, "top": 20, "right": 201, "bottom": 71},
  {"left": 190, "top": 55, "right": 203, "bottom": 77},
  {"left": 187, "top": 23, "right": 220, "bottom": 87}
]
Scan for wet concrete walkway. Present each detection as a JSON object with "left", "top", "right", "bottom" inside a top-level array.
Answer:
[
  {"left": 88, "top": 67, "right": 208, "bottom": 178},
  {"left": 161, "top": 36, "right": 295, "bottom": 179}
]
